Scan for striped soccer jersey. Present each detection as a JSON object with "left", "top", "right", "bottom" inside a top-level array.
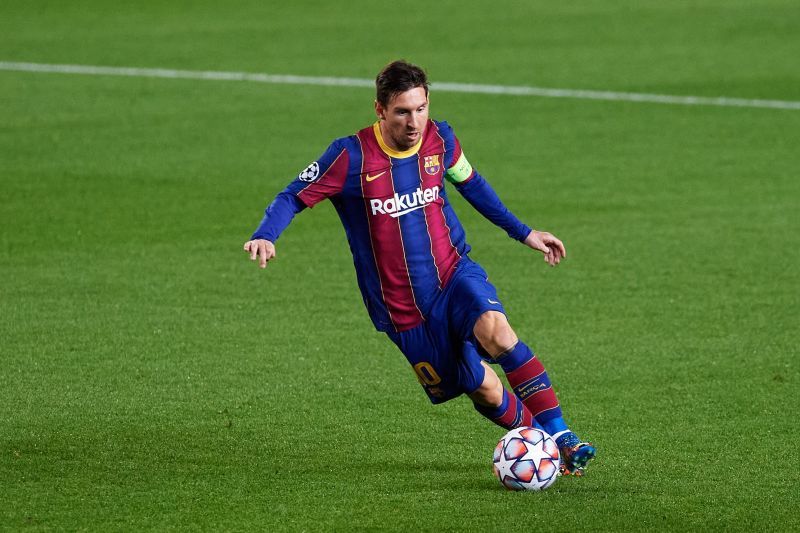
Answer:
[{"left": 252, "top": 119, "right": 531, "bottom": 333}]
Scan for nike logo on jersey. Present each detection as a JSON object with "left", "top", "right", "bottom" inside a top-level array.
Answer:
[
  {"left": 365, "top": 171, "right": 386, "bottom": 182},
  {"left": 488, "top": 299, "right": 500, "bottom": 305}
]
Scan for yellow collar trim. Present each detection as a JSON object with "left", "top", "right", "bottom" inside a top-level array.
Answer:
[{"left": 373, "top": 121, "right": 423, "bottom": 158}]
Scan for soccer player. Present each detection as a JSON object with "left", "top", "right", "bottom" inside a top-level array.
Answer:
[{"left": 243, "top": 60, "right": 596, "bottom": 475}]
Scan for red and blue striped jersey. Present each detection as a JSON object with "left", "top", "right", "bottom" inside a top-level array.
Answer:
[{"left": 252, "top": 119, "right": 531, "bottom": 333}]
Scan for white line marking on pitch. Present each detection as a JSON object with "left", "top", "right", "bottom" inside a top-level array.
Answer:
[{"left": 1, "top": 61, "right": 799, "bottom": 111}]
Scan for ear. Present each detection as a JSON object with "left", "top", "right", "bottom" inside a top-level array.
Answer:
[{"left": 374, "top": 100, "right": 385, "bottom": 120}]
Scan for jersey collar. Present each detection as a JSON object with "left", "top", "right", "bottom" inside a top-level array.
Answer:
[{"left": 373, "top": 121, "right": 423, "bottom": 158}]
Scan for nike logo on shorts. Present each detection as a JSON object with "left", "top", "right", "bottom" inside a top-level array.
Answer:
[{"left": 488, "top": 299, "right": 500, "bottom": 305}]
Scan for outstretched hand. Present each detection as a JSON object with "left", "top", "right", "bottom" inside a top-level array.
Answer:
[
  {"left": 524, "top": 230, "right": 566, "bottom": 267},
  {"left": 243, "top": 239, "right": 276, "bottom": 269}
]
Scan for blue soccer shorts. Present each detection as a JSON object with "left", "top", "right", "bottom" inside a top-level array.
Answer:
[{"left": 386, "top": 257, "right": 506, "bottom": 404}]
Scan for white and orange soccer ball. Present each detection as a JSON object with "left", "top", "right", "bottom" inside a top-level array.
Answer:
[{"left": 493, "top": 427, "right": 561, "bottom": 491}]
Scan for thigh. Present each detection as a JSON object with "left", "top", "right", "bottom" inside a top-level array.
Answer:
[
  {"left": 387, "top": 322, "right": 485, "bottom": 404},
  {"left": 445, "top": 259, "right": 508, "bottom": 342}
]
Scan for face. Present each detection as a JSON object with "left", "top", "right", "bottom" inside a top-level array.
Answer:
[{"left": 375, "top": 87, "right": 429, "bottom": 151}]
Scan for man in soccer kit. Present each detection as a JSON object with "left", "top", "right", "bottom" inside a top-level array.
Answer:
[{"left": 244, "top": 60, "right": 596, "bottom": 475}]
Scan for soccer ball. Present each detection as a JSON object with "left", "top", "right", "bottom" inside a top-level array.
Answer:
[{"left": 493, "top": 427, "right": 560, "bottom": 491}]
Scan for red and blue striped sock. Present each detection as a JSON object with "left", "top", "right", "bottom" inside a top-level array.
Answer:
[
  {"left": 473, "top": 388, "right": 539, "bottom": 430},
  {"left": 496, "top": 341, "right": 568, "bottom": 436}
]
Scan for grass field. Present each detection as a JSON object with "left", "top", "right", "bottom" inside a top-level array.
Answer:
[{"left": 2, "top": 1, "right": 799, "bottom": 530}]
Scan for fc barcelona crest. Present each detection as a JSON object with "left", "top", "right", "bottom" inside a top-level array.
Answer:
[{"left": 424, "top": 155, "right": 441, "bottom": 175}]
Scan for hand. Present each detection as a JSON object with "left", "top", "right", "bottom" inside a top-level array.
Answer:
[
  {"left": 243, "top": 239, "right": 276, "bottom": 269},
  {"left": 524, "top": 230, "right": 566, "bottom": 267}
]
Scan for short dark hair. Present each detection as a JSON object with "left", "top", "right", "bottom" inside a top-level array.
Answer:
[{"left": 375, "top": 60, "right": 429, "bottom": 107}]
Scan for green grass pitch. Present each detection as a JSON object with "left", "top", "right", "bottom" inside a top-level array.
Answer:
[{"left": 1, "top": 1, "right": 799, "bottom": 530}]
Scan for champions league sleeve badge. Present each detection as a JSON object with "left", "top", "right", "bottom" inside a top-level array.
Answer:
[{"left": 298, "top": 161, "right": 320, "bottom": 182}]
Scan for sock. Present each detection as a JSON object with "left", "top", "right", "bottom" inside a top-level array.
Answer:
[
  {"left": 495, "top": 341, "right": 568, "bottom": 436},
  {"left": 552, "top": 430, "right": 580, "bottom": 449},
  {"left": 473, "top": 388, "right": 540, "bottom": 430}
]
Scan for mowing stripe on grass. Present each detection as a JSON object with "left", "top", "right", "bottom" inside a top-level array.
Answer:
[{"left": 2, "top": 61, "right": 799, "bottom": 111}]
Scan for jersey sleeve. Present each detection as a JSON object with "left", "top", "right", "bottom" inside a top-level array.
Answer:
[
  {"left": 250, "top": 139, "right": 350, "bottom": 242},
  {"left": 289, "top": 139, "right": 350, "bottom": 208},
  {"left": 437, "top": 121, "right": 532, "bottom": 242},
  {"left": 437, "top": 121, "right": 476, "bottom": 185},
  {"left": 250, "top": 192, "right": 305, "bottom": 242}
]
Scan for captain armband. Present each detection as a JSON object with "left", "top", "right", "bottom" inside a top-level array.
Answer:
[{"left": 445, "top": 153, "right": 474, "bottom": 184}]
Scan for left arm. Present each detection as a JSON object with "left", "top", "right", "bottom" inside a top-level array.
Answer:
[
  {"left": 454, "top": 171, "right": 530, "bottom": 242},
  {"left": 454, "top": 173, "right": 565, "bottom": 266},
  {"left": 438, "top": 120, "right": 565, "bottom": 266}
]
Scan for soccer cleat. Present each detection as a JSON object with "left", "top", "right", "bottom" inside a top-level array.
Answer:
[
  {"left": 553, "top": 431, "right": 596, "bottom": 476},
  {"left": 558, "top": 442, "right": 596, "bottom": 476}
]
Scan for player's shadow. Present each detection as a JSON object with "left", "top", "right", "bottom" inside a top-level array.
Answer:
[
  {"left": 353, "top": 458, "right": 613, "bottom": 494},
  {"left": 356, "top": 458, "right": 498, "bottom": 491}
]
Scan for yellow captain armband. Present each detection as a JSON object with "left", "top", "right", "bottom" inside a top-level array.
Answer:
[{"left": 445, "top": 152, "right": 473, "bottom": 184}]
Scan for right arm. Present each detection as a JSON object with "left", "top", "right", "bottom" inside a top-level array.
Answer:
[
  {"left": 243, "top": 140, "right": 350, "bottom": 268},
  {"left": 243, "top": 192, "right": 305, "bottom": 268}
]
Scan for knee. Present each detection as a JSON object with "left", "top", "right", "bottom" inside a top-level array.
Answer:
[
  {"left": 471, "top": 385, "right": 504, "bottom": 408},
  {"left": 469, "top": 363, "right": 504, "bottom": 408},
  {"left": 473, "top": 311, "right": 518, "bottom": 358}
]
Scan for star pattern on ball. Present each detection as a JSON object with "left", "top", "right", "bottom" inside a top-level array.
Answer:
[
  {"left": 494, "top": 442, "right": 518, "bottom": 482},
  {"left": 520, "top": 438, "right": 553, "bottom": 471},
  {"left": 493, "top": 427, "right": 561, "bottom": 491}
]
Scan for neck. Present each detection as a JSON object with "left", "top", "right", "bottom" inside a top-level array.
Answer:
[
  {"left": 373, "top": 121, "right": 423, "bottom": 159},
  {"left": 378, "top": 121, "right": 405, "bottom": 151}
]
